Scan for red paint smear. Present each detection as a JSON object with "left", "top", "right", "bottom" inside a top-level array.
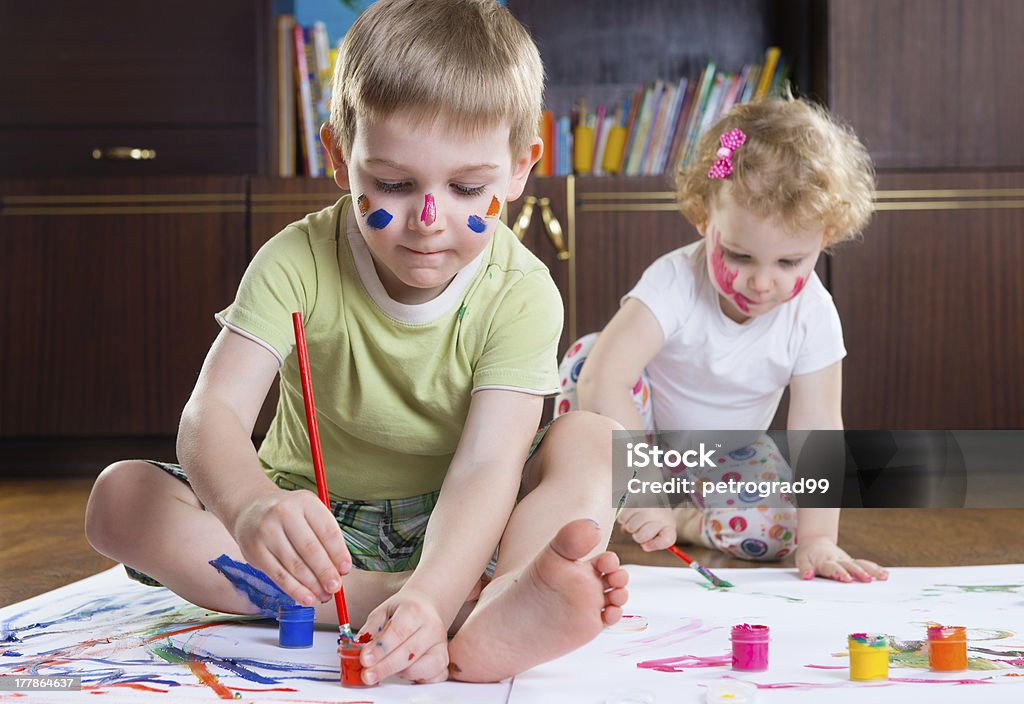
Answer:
[
  {"left": 409, "top": 652, "right": 415, "bottom": 661},
  {"left": 709, "top": 228, "right": 749, "bottom": 314},
  {"left": 143, "top": 620, "right": 236, "bottom": 644},
  {"left": 188, "top": 659, "right": 235, "bottom": 699},
  {"left": 96, "top": 683, "right": 168, "bottom": 693},
  {"left": 786, "top": 275, "right": 806, "bottom": 301},
  {"left": 889, "top": 676, "right": 994, "bottom": 685},
  {"left": 804, "top": 664, "right": 847, "bottom": 669}
]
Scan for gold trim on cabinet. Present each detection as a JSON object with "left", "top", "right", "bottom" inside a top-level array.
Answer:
[
  {"left": 2, "top": 193, "right": 245, "bottom": 205},
  {"left": 874, "top": 200, "right": 1024, "bottom": 211},
  {"left": 251, "top": 205, "right": 339, "bottom": 214},
  {"left": 567, "top": 175, "right": 577, "bottom": 343},
  {"left": 874, "top": 188, "right": 1024, "bottom": 199},
  {"left": 578, "top": 191, "right": 675, "bottom": 200},
  {"left": 579, "top": 203, "right": 682, "bottom": 212},
  {"left": 1, "top": 205, "right": 247, "bottom": 216},
  {"left": 251, "top": 192, "right": 340, "bottom": 202}
]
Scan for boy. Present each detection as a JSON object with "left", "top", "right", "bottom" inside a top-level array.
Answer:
[{"left": 86, "top": 0, "right": 627, "bottom": 685}]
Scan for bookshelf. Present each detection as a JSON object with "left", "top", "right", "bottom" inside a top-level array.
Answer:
[{"left": 1, "top": 0, "right": 1021, "bottom": 440}]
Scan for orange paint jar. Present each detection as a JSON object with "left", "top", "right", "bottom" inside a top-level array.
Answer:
[{"left": 927, "top": 625, "right": 967, "bottom": 671}]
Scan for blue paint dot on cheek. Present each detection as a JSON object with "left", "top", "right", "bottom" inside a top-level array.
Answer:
[
  {"left": 367, "top": 209, "right": 393, "bottom": 230},
  {"left": 467, "top": 215, "right": 487, "bottom": 234}
]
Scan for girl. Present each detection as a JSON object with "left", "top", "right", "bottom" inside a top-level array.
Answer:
[{"left": 558, "top": 96, "right": 887, "bottom": 583}]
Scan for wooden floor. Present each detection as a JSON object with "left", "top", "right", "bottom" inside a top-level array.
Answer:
[{"left": 3, "top": 445, "right": 1024, "bottom": 607}]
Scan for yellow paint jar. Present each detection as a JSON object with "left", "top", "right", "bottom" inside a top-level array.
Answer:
[{"left": 848, "top": 632, "right": 889, "bottom": 681}]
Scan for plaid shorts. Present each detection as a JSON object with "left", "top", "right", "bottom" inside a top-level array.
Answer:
[{"left": 124, "top": 424, "right": 550, "bottom": 586}]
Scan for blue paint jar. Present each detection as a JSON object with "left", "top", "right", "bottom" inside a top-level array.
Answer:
[{"left": 278, "top": 605, "right": 315, "bottom": 648}]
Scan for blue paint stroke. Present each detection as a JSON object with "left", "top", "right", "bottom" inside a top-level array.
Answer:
[
  {"left": 157, "top": 644, "right": 337, "bottom": 685},
  {"left": 2, "top": 651, "right": 22, "bottom": 656},
  {"left": 209, "top": 555, "right": 295, "bottom": 618},
  {"left": 367, "top": 208, "right": 393, "bottom": 229},
  {"left": 467, "top": 214, "right": 487, "bottom": 233}
]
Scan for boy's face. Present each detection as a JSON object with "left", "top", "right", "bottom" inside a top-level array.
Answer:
[
  {"left": 322, "top": 113, "right": 541, "bottom": 305},
  {"left": 699, "top": 188, "right": 825, "bottom": 324}
]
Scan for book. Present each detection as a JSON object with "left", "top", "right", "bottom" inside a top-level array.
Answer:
[
  {"left": 293, "top": 24, "right": 322, "bottom": 176},
  {"left": 274, "top": 14, "right": 296, "bottom": 177},
  {"left": 754, "top": 47, "right": 781, "bottom": 100}
]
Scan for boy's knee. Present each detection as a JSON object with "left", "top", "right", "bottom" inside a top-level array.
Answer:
[
  {"left": 85, "top": 460, "right": 159, "bottom": 553},
  {"left": 704, "top": 508, "right": 797, "bottom": 562},
  {"left": 548, "top": 410, "right": 622, "bottom": 445}
]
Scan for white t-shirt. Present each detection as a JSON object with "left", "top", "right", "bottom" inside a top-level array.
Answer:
[{"left": 626, "top": 240, "right": 846, "bottom": 432}]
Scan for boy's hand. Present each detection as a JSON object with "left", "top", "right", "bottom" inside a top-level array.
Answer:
[
  {"left": 795, "top": 536, "right": 888, "bottom": 583},
  {"left": 617, "top": 507, "right": 677, "bottom": 551},
  {"left": 355, "top": 589, "right": 450, "bottom": 685},
  {"left": 230, "top": 489, "right": 352, "bottom": 606}
]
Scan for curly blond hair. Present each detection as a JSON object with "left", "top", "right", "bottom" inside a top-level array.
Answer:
[
  {"left": 329, "top": 0, "right": 544, "bottom": 157},
  {"left": 677, "top": 96, "right": 875, "bottom": 246}
]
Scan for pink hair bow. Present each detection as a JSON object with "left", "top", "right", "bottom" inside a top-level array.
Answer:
[{"left": 708, "top": 128, "right": 747, "bottom": 179}]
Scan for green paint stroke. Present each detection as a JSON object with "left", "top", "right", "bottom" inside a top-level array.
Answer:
[
  {"left": 151, "top": 643, "right": 188, "bottom": 665},
  {"left": 923, "top": 584, "right": 1024, "bottom": 595}
]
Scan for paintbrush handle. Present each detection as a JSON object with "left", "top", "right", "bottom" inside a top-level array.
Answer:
[
  {"left": 667, "top": 545, "right": 694, "bottom": 565},
  {"left": 292, "top": 312, "right": 351, "bottom": 627}
]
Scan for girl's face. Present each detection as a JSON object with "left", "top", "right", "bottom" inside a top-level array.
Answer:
[
  {"left": 324, "top": 112, "right": 540, "bottom": 305},
  {"left": 700, "top": 189, "right": 825, "bottom": 324}
]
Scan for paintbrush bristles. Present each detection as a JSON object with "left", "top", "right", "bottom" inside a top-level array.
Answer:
[{"left": 693, "top": 562, "right": 733, "bottom": 589}]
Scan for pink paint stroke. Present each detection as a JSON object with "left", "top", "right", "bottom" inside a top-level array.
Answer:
[
  {"left": 786, "top": 275, "right": 807, "bottom": 301},
  {"left": 709, "top": 227, "right": 749, "bottom": 313},
  {"left": 421, "top": 194, "right": 436, "bottom": 226},
  {"left": 608, "top": 618, "right": 722, "bottom": 657},
  {"left": 637, "top": 653, "right": 731, "bottom": 672}
]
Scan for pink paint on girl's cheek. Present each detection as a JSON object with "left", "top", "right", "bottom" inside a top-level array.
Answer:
[
  {"left": 786, "top": 275, "right": 807, "bottom": 301},
  {"left": 710, "top": 228, "right": 750, "bottom": 313},
  {"left": 420, "top": 193, "right": 436, "bottom": 226}
]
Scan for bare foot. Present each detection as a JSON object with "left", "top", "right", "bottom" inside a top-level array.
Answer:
[{"left": 447, "top": 518, "right": 629, "bottom": 682}]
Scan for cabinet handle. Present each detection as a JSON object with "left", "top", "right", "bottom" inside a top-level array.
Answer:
[
  {"left": 539, "top": 197, "right": 570, "bottom": 261},
  {"left": 511, "top": 195, "right": 536, "bottom": 239},
  {"left": 91, "top": 147, "right": 157, "bottom": 161}
]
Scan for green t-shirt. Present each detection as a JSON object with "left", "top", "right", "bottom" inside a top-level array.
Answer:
[{"left": 216, "top": 195, "right": 563, "bottom": 500}]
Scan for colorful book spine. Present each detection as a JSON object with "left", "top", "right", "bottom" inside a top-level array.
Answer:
[
  {"left": 293, "top": 24, "right": 321, "bottom": 177},
  {"left": 754, "top": 47, "right": 781, "bottom": 100}
]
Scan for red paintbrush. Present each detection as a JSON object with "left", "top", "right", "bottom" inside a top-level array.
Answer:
[
  {"left": 667, "top": 545, "right": 734, "bottom": 588},
  {"left": 292, "top": 312, "right": 353, "bottom": 637}
]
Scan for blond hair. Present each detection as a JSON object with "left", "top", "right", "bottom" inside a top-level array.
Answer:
[
  {"left": 329, "top": 0, "right": 544, "bottom": 157},
  {"left": 677, "top": 96, "right": 875, "bottom": 246}
]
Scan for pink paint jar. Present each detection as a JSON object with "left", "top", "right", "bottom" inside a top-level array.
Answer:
[{"left": 731, "top": 624, "right": 770, "bottom": 672}]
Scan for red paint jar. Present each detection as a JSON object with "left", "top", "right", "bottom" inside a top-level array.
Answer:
[
  {"left": 339, "top": 633, "right": 377, "bottom": 688},
  {"left": 731, "top": 624, "right": 770, "bottom": 672}
]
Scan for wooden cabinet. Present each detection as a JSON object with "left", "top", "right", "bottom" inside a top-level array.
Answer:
[
  {"left": 517, "top": 175, "right": 691, "bottom": 349},
  {"left": 0, "top": 1, "right": 268, "bottom": 177},
  {"left": 829, "top": 0, "right": 1024, "bottom": 170},
  {"left": 0, "top": 178, "right": 248, "bottom": 436},
  {"left": 831, "top": 172, "right": 1024, "bottom": 429}
]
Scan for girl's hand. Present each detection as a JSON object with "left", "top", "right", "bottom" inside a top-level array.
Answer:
[
  {"left": 795, "top": 536, "right": 888, "bottom": 583},
  {"left": 355, "top": 589, "right": 450, "bottom": 685},
  {"left": 231, "top": 489, "right": 352, "bottom": 607},
  {"left": 617, "top": 507, "right": 677, "bottom": 551}
]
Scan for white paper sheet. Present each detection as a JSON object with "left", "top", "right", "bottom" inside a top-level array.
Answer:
[
  {"left": 510, "top": 563, "right": 1024, "bottom": 703},
  {"left": 0, "top": 567, "right": 510, "bottom": 703},
  {"left": 3, "top": 564, "right": 1024, "bottom": 703}
]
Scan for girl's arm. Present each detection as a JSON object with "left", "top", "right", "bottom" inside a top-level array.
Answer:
[
  {"left": 577, "top": 299, "right": 677, "bottom": 550},
  {"left": 788, "top": 361, "right": 887, "bottom": 582},
  {"left": 576, "top": 298, "right": 664, "bottom": 432}
]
